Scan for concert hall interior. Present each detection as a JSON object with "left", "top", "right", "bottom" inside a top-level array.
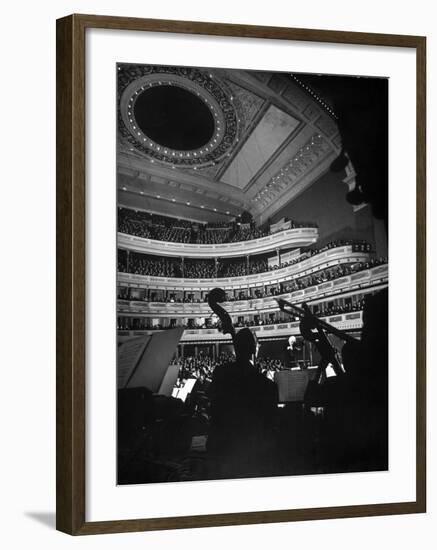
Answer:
[{"left": 116, "top": 64, "right": 389, "bottom": 484}]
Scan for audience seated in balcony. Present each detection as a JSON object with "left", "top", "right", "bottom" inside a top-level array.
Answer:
[
  {"left": 117, "top": 298, "right": 367, "bottom": 332},
  {"left": 117, "top": 239, "right": 378, "bottom": 281},
  {"left": 118, "top": 255, "right": 387, "bottom": 303},
  {"left": 117, "top": 207, "right": 314, "bottom": 245}
]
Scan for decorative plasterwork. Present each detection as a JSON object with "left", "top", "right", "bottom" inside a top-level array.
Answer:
[
  {"left": 220, "top": 104, "right": 301, "bottom": 189},
  {"left": 118, "top": 64, "right": 240, "bottom": 169},
  {"left": 252, "top": 133, "right": 331, "bottom": 207},
  {"left": 117, "top": 66, "right": 344, "bottom": 222}
]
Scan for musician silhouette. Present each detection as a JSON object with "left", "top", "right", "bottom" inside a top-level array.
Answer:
[{"left": 207, "top": 328, "right": 278, "bottom": 478}]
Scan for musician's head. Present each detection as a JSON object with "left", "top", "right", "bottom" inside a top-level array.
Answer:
[{"left": 235, "top": 328, "right": 259, "bottom": 364}]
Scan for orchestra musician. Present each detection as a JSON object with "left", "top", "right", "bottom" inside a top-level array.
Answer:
[{"left": 207, "top": 327, "right": 278, "bottom": 478}]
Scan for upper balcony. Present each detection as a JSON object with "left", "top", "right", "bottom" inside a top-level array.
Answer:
[{"left": 117, "top": 226, "right": 319, "bottom": 259}]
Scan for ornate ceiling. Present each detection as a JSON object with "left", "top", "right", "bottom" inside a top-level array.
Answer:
[{"left": 117, "top": 64, "right": 343, "bottom": 224}]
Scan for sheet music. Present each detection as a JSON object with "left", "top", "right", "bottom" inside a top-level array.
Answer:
[
  {"left": 274, "top": 370, "right": 310, "bottom": 403},
  {"left": 117, "top": 336, "right": 150, "bottom": 389}
]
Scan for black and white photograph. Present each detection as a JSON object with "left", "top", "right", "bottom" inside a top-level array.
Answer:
[{"left": 116, "top": 63, "right": 389, "bottom": 485}]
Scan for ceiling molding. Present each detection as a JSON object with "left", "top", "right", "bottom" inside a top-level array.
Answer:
[{"left": 117, "top": 66, "right": 343, "bottom": 223}]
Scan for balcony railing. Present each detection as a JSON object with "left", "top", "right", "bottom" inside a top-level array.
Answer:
[
  {"left": 117, "top": 226, "right": 319, "bottom": 258},
  {"left": 117, "top": 311, "right": 364, "bottom": 343},
  {"left": 117, "top": 263, "right": 388, "bottom": 317},
  {"left": 117, "top": 246, "right": 376, "bottom": 291}
]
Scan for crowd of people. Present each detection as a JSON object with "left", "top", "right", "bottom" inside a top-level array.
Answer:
[
  {"left": 117, "top": 207, "right": 317, "bottom": 244},
  {"left": 317, "top": 299, "right": 365, "bottom": 317},
  {"left": 118, "top": 255, "right": 387, "bottom": 304},
  {"left": 228, "top": 225, "right": 268, "bottom": 242},
  {"left": 171, "top": 353, "right": 229, "bottom": 388},
  {"left": 153, "top": 226, "right": 191, "bottom": 243},
  {"left": 123, "top": 255, "right": 182, "bottom": 277},
  {"left": 218, "top": 257, "right": 268, "bottom": 278},
  {"left": 171, "top": 352, "right": 287, "bottom": 389},
  {"left": 195, "top": 228, "right": 230, "bottom": 244},
  {"left": 116, "top": 297, "right": 367, "bottom": 332},
  {"left": 117, "top": 238, "right": 376, "bottom": 280},
  {"left": 182, "top": 259, "right": 216, "bottom": 279},
  {"left": 280, "top": 256, "right": 387, "bottom": 293},
  {"left": 266, "top": 239, "right": 372, "bottom": 272}
]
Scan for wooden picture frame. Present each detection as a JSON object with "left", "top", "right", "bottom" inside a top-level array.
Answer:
[{"left": 56, "top": 13, "right": 426, "bottom": 535}]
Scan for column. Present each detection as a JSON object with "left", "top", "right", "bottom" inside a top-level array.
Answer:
[
  {"left": 181, "top": 256, "right": 185, "bottom": 277},
  {"left": 126, "top": 250, "right": 130, "bottom": 272},
  {"left": 276, "top": 248, "right": 281, "bottom": 267},
  {"left": 246, "top": 255, "right": 250, "bottom": 274},
  {"left": 214, "top": 257, "right": 218, "bottom": 277}
]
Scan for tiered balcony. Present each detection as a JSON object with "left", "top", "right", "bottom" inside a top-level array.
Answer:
[
  {"left": 118, "top": 263, "right": 388, "bottom": 318},
  {"left": 118, "top": 245, "right": 375, "bottom": 292},
  {"left": 118, "top": 225, "right": 319, "bottom": 258}
]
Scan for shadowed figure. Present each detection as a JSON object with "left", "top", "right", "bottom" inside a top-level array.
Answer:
[
  {"left": 207, "top": 328, "right": 279, "bottom": 479},
  {"left": 295, "top": 74, "right": 389, "bottom": 472}
]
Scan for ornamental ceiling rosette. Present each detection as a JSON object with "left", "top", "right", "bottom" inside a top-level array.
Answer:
[{"left": 118, "top": 64, "right": 240, "bottom": 169}]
